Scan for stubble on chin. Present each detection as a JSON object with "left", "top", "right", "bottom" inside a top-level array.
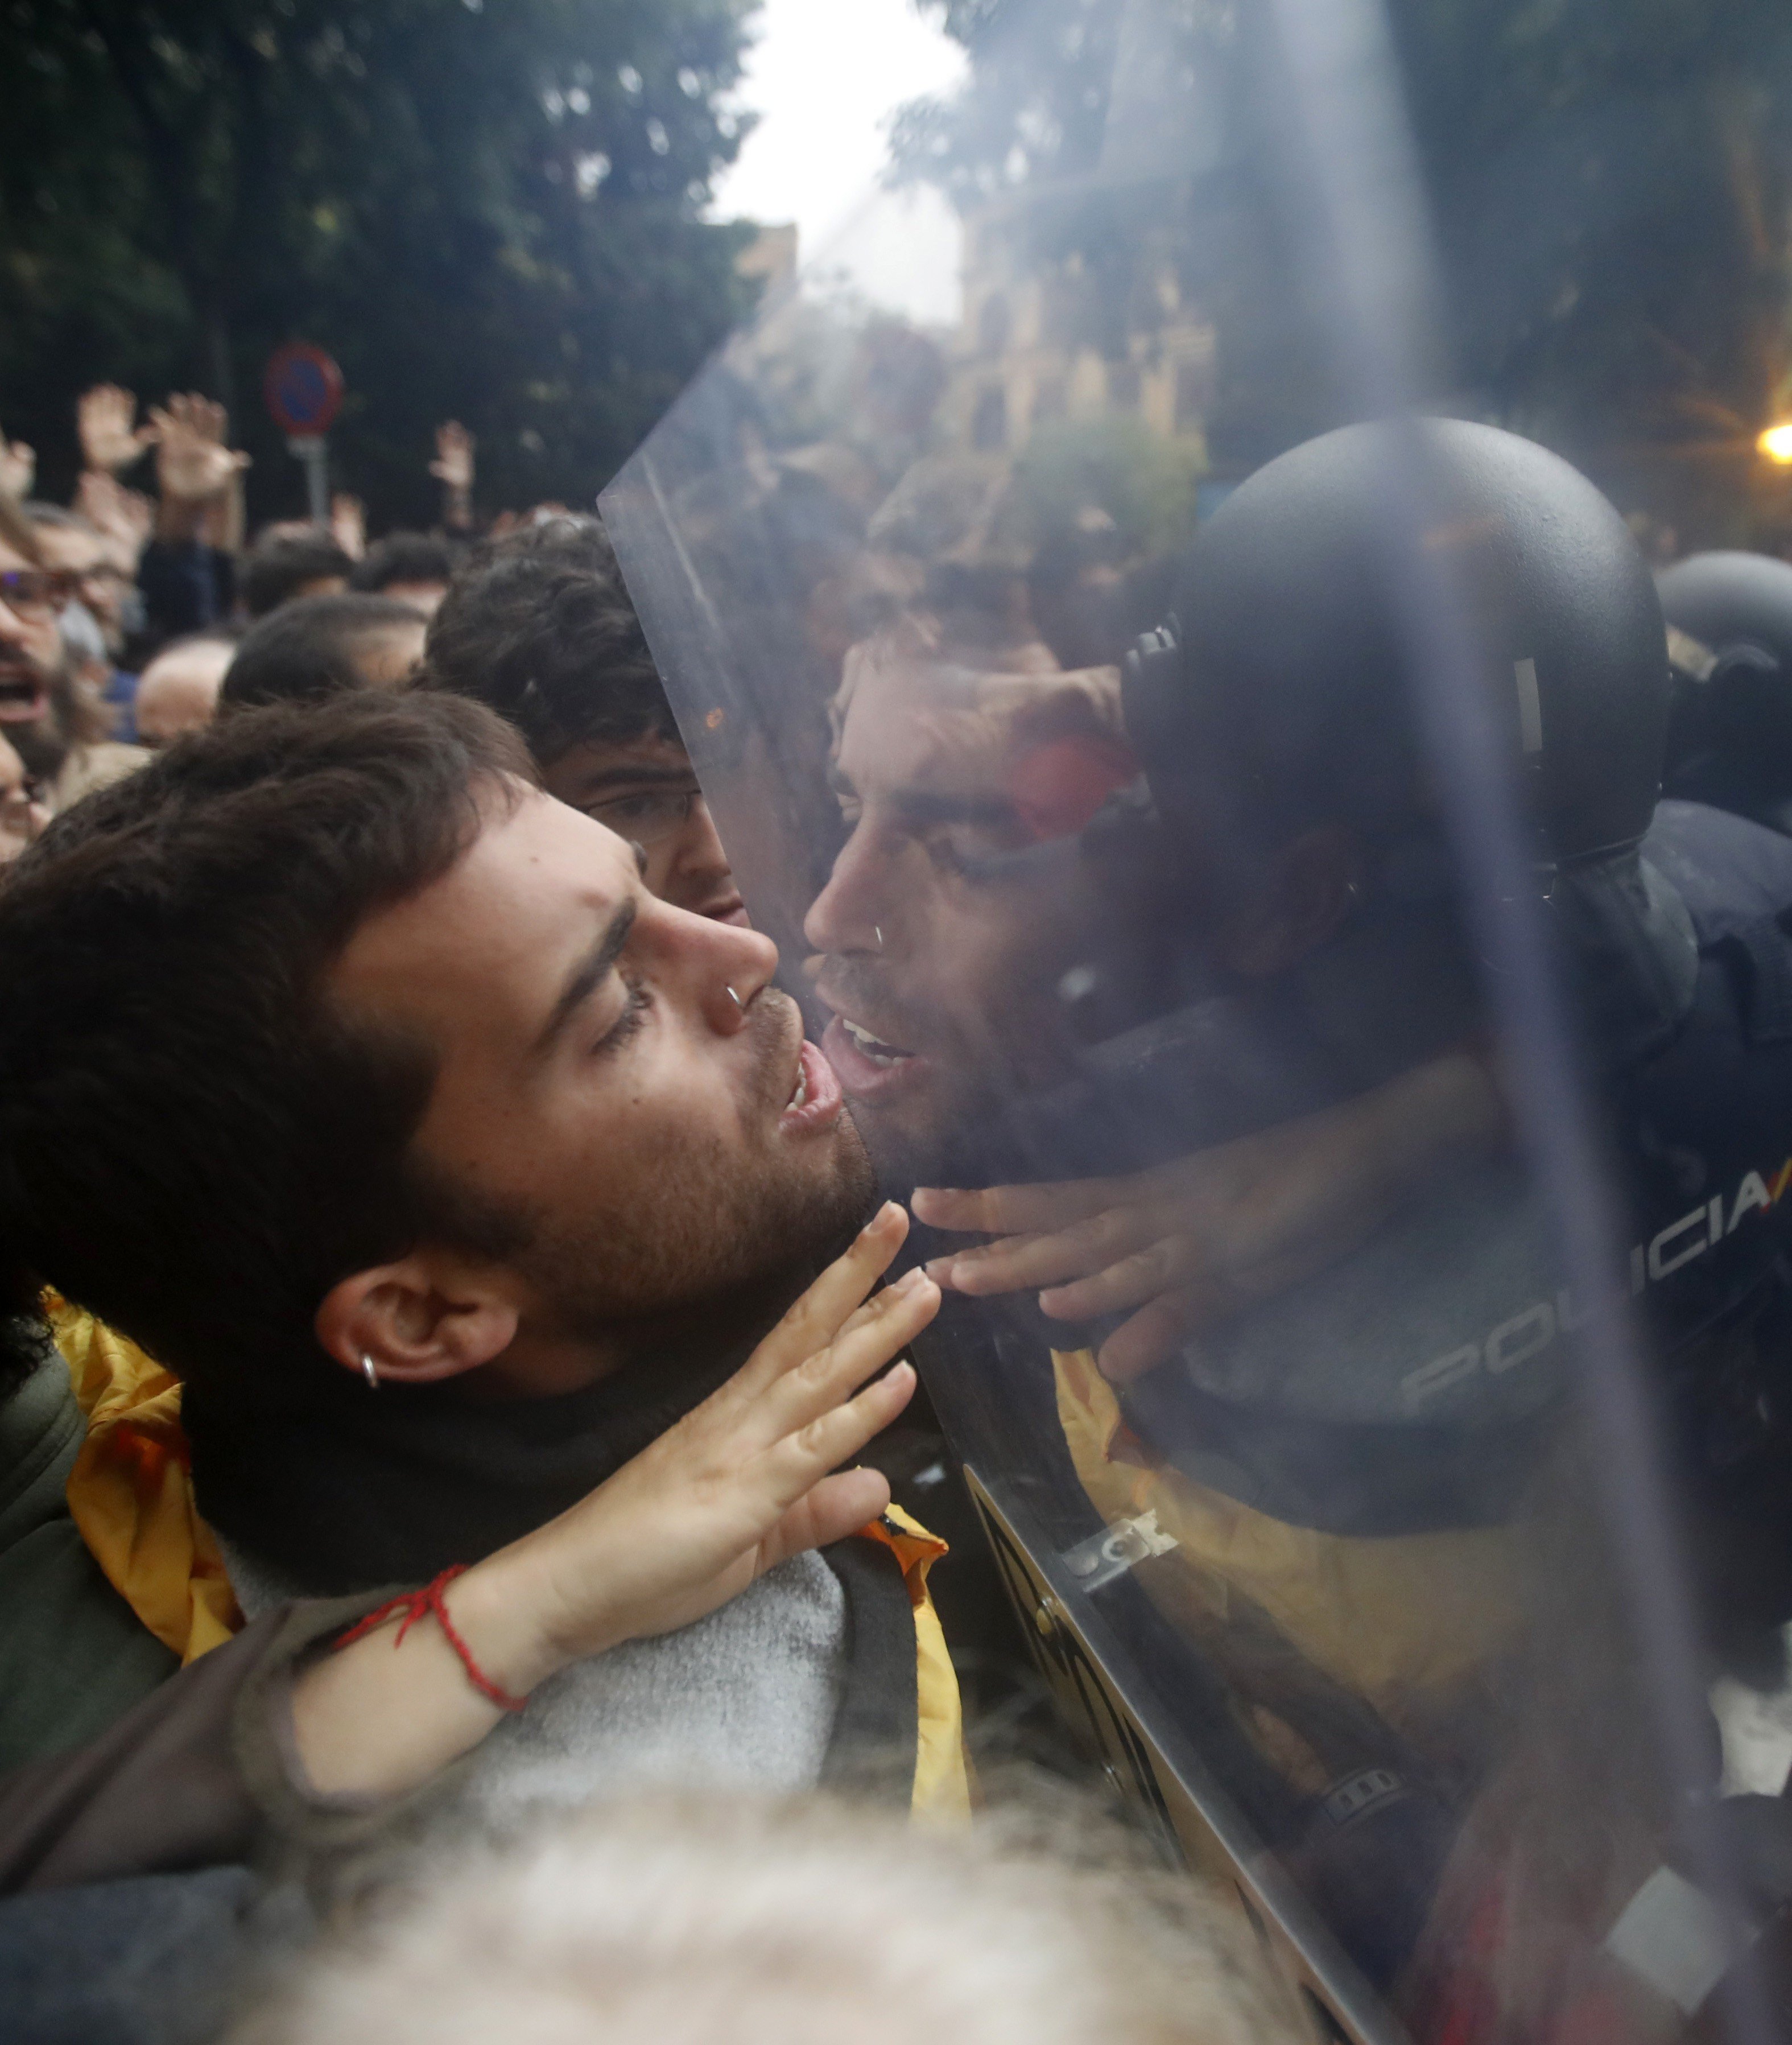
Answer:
[{"left": 521, "top": 1102, "right": 880, "bottom": 1353}]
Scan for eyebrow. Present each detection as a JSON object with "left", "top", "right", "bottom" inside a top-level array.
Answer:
[
  {"left": 531, "top": 898, "right": 638, "bottom": 1059},
  {"left": 890, "top": 789, "right": 1017, "bottom": 830},
  {"left": 579, "top": 764, "right": 701, "bottom": 795}
]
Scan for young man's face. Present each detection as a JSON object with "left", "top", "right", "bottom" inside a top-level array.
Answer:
[
  {"left": 803, "top": 641, "right": 1126, "bottom": 1182},
  {"left": 328, "top": 786, "right": 870, "bottom": 1362},
  {"left": 542, "top": 730, "right": 748, "bottom": 926}
]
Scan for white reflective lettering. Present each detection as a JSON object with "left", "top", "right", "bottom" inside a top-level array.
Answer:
[
  {"left": 1403, "top": 1345, "right": 1480, "bottom": 1407},
  {"left": 1649, "top": 1205, "right": 1712, "bottom": 1281},
  {"left": 1731, "top": 1170, "right": 1773, "bottom": 1234},
  {"left": 1487, "top": 1301, "right": 1555, "bottom": 1374}
]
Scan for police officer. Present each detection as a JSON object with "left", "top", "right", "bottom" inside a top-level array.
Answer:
[
  {"left": 935, "top": 419, "right": 1792, "bottom": 1997},
  {"left": 1658, "top": 549, "right": 1792, "bottom": 836}
]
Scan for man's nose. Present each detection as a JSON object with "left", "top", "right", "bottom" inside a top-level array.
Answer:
[
  {"left": 803, "top": 822, "right": 893, "bottom": 955},
  {"left": 0, "top": 599, "right": 30, "bottom": 650},
  {"left": 643, "top": 892, "right": 781, "bottom": 1034},
  {"left": 669, "top": 795, "right": 732, "bottom": 885}
]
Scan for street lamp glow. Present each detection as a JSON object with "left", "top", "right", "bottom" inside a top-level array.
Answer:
[{"left": 1760, "top": 422, "right": 1792, "bottom": 464}]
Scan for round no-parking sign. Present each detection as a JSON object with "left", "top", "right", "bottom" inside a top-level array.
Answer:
[{"left": 263, "top": 343, "right": 344, "bottom": 437}]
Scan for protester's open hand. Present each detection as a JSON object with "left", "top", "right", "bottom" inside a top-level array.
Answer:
[
  {"left": 77, "top": 385, "right": 155, "bottom": 475},
  {"left": 292, "top": 1203, "right": 937, "bottom": 1800},
  {"left": 517, "top": 1200, "right": 936, "bottom": 1666},
  {"left": 914, "top": 1050, "right": 1505, "bottom": 1385},
  {"left": 150, "top": 394, "right": 250, "bottom": 504},
  {"left": 331, "top": 492, "right": 366, "bottom": 560},
  {"left": 0, "top": 428, "right": 34, "bottom": 502},
  {"left": 430, "top": 420, "right": 475, "bottom": 493}
]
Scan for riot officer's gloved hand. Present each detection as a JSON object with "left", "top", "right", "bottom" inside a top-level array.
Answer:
[{"left": 915, "top": 1045, "right": 1506, "bottom": 1383}]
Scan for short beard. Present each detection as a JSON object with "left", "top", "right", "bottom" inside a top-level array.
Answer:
[
  {"left": 428, "top": 993, "right": 880, "bottom": 1362},
  {"left": 522, "top": 1122, "right": 877, "bottom": 1359},
  {"left": 7, "top": 672, "right": 76, "bottom": 785}
]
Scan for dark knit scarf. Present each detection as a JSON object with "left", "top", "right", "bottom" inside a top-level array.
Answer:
[{"left": 182, "top": 1335, "right": 750, "bottom": 1598}]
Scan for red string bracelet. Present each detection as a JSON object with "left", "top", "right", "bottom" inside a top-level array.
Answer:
[{"left": 333, "top": 1564, "right": 530, "bottom": 1713}]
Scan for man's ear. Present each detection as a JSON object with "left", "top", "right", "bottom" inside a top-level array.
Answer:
[
  {"left": 315, "top": 1254, "right": 519, "bottom": 1388},
  {"left": 1220, "top": 826, "right": 1362, "bottom": 979}
]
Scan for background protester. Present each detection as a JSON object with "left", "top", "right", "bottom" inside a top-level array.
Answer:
[
  {"left": 0, "top": 733, "right": 46, "bottom": 865},
  {"left": 348, "top": 533, "right": 460, "bottom": 617},
  {"left": 238, "top": 530, "right": 355, "bottom": 621},
  {"left": 137, "top": 394, "right": 251, "bottom": 646},
  {"left": 0, "top": 494, "right": 145, "bottom": 814},
  {"left": 219, "top": 595, "right": 427, "bottom": 713},
  {"left": 133, "top": 629, "right": 243, "bottom": 749},
  {"left": 420, "top": 516, "right": 747, "bottom": 923}
]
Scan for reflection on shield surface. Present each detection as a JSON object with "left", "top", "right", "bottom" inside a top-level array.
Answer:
[{"left": 602, "top": 4, "right": 1792, "bottom": 2039}]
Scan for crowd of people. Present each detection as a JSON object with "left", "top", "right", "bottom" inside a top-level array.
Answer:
[
  {"left": 0, "top": 384, "right": 1312, "bottom": 2044},
  {"left": 10, "top": 348, "right": 1792, "bottom": 2045}
]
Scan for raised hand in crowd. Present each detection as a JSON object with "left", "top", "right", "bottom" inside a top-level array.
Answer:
[
  {"left": 73, "top": 469, "right": 155, "bottom": 575},
  {"left": 330, "top": 492, "right": 367, "bottom": 561},
  {"left": 76, "top": 384, "right": 156, "bottom": 476},
  {"left": 291, "top": 1202, "right": 937, "bottom": 1801},
  {"left": 150, "top": 393, "right": 251, "bottom": 542},
  {"left": 916, "top": 1049, "right": 1506, "bottom": 1385},
  {"left": 431, "top": 419, "right": 476, "bottom": 531},
  {"left": 0, "top": 426, "right": 34, "bottom": 503}
]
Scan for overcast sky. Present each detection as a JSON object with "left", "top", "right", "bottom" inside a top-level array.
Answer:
[{"left": 708, "top": 0, "right": 968, "bottom": 326}]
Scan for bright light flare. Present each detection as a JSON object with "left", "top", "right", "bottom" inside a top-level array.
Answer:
[{"left": 1759, "top": 422, "right": 1792, "bottom": 464}]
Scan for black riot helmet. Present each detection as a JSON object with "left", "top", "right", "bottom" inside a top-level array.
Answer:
[
  {"left": 1657, "top": 550, "right": 1792, "bottom": 833},
  {"left": 1125, "top": 418, "right": 1670, "bottom": 879}
]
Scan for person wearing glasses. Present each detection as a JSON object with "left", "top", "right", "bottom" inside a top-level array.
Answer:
[
  {"left": 0, "top": 502, "right": 146, "bottom": 817},
  {"left": 420, "top": 516, "right": 749, "bottom": 926}
]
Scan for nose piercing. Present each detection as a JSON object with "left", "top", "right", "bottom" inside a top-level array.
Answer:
[
  {"left": 361, "top": 1353, "right": 379, "bottom": 1390},
  {"left": 874, "top": 926, "right": 883, "bottom": 950},
  {"left": 726, "top": 985, "right": 744, "bottom": 1011}
]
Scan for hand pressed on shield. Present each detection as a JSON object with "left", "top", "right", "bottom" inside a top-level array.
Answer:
[
  {"left": 291, "top": 1200, "right": 938, "bottom": 1800},
  {"left": 915, "top": 1049, "right": 1505, "bottom": 1386}
]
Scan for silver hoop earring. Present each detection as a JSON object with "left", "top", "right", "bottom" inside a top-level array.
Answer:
[{"left": 361, "top": 1353, "right": 379, "bottom": 1391}]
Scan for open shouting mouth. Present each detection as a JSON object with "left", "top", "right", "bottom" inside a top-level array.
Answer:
[
  {"left": 780, "top": 1036, "right": 846, "bottom": 1135},
  {"left": 819, "top": 1011, "right": 932, "bottom": 1104},
  {"left": 0, "top": 671, "right": 47, "bottom": 725}
]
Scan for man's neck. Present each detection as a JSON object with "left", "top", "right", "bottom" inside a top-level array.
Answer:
[{"left": 463, "top": 1261, "right": 819, "bottom": 1403}]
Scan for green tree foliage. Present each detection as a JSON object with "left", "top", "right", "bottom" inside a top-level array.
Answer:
[
  {"left": 0, "top": 0, "right": 760, "bottom": 524},
  {"left": 895, "top": 0, "right": 1792, "bottom": 545}
]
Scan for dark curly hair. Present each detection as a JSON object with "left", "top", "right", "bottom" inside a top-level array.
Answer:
[
  {"left": 418, "top": 516, "right": 676, "bottom": 768},
  {"left": 240, "top": 530, "right": 354, "bottom": 619},
  {"left": 220, "top": 593, "right": 426, "bottom": 712},
  {"left": 0, "top": 693, "right": 534, "bottom": 1400},
  {"left": 350, "top": 532, "right": 463, "bottom": 597}
]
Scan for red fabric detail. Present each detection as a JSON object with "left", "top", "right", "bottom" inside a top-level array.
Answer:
[
  {"left": 1008, "top": 735, "right": 1136, "bottom": 842},
  {"left": 333, "top": 1564, "right": 529, "bottom": 1713}
]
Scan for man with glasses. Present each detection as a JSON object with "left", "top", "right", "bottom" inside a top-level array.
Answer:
[
  {"left": 0, "top": 508, "right": 146, "bottom": 816},
  {"left": 420, "top": 517, "right": 749, "bottom": 925}
]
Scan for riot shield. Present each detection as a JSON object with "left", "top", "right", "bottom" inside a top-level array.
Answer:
[{"left": 600, "top": 6, "right": 1792, "bottom": 2038}]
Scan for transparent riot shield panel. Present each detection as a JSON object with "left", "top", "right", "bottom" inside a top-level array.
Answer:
[{"left": 601, "top": 7, "right": 1792, "bottom": 2039}]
